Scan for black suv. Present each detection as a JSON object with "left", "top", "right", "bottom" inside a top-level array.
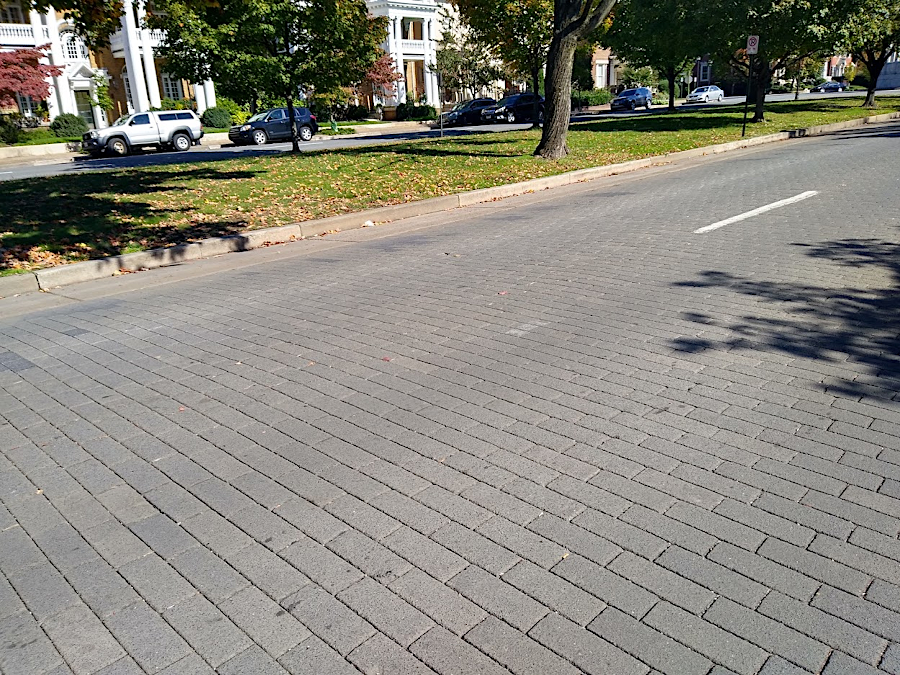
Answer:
[
  {"left": 228, "top": 107, "right": 318, "bottom": 145},
  {"left": 441, "top": 98, "right": 496, "bottom": 126},
  {"left": 482, "top": 93, "right": 544, "bottom": 123}
]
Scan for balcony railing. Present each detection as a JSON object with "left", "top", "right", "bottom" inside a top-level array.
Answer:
[
  {"left": 0, "top": 22, "right": 49, "bottom": 46},
  {"left": 400, "top": 39, "right": 426, "bottom": 53},
  {"left": 109, "top": 27, "right": 166, "bottom": 55}
]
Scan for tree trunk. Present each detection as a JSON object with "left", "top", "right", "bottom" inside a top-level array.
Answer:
[
  {"left": 666, "top": 65, "right": 676, "bottom": 111},
  {"left": 752, "top": 60, "right": 770, "bottom": 123},
  {"left": 860, "top": 53, "right": 887, "bottom": 108},
  {"left": 531, "top": 67, "right": 541, "bottom": 129},
  {"left": 286, "top": 94, "right": 299, "bottom": 153},
  {"left": 534, "top": 35, "right": 577, "bottom": 160}
]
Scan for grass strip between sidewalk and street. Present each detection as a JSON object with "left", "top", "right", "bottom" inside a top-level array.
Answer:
[{"left": 2, "top": 97, "right": 898, "bottom": 275}]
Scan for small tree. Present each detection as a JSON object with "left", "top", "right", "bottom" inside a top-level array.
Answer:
[
  {"left": 604, "top": 0, "right": 698, "bottom": 110},
  {"left": 0, "top": 47, "right": 61, "bottom": 109},
  {"left": 359, "top": 52, "right": 402, "bottom": 102},
  {"left": 434, "top": 8, "right": 504, "bottom": 101},
  {"left": 454, "top": 0, "right": 552, "bottom": 128},
  {"left": 153, "top": 0, "right": 387, "bottom": 151},
  {"left": 838, "top": 0, "right": 900, "bottom": 107}
]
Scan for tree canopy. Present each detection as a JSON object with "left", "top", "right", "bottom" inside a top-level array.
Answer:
[
  {"left": 837, "top": 0, "right": 900, "bottom": 106},
  {"left": 454, "top": 0, "right": 552, "bottom": 126},
  {"left": 151, "top": 0, "right": 386, "bottom": 150},
  {"left": 604, "top": 0, "right": 698, "bottom": 110},
  {"left": 0, "top": 47, "right": 61, "bottom": 108},
  {"left": 433, "top": 8, "right": 504, "bottom": 100}
]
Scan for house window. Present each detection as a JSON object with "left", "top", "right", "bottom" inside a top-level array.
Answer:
[
  {"left": 62, "top": 31, "right": 90, "bottom": 61},
  {"left": 699, "top": 63, "right": 710, "bottom": 82},
  {"left": 122, "top": 67, "right": 134, "bottom": 110},
  {"left": 161, "top": 73, "right": 184, "bottom": 101},
  {"left": 0, "top": 1, "right": 25, "bottom": 23},
  {"left": 16, "top": 94, "right": 38, "bottom": 117}
]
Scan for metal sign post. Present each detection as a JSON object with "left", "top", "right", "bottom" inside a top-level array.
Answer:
[{"left": 742, "top": 35, "right": 759, "bottom": 137}]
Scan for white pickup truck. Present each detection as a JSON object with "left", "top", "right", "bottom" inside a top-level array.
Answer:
[{"left": 82, "top": 110, "right": 204, "bottom": 157}]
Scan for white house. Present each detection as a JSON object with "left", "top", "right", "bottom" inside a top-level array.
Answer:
[
  {"left": 368, "top": 0, "right": 443, "bottom": 107},
  {"left": 1, "top": 0, "right": 215, "bottom": 128}
]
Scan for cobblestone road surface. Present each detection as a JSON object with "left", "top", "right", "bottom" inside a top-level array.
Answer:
[{"left": 2, "top": 122, "right": 900, "bottom": 675}]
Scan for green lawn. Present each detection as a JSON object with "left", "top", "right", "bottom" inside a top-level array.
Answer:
[{"left": 1, "top": 97, "right": 897, "bottom": 275}]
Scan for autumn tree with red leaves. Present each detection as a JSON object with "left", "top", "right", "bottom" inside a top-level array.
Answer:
[
  {"left": 0, "top": 47, "right": 61, "bottom": 108},
  {"left": 360, "top": 52, "right": 402, "bottom": 98}
]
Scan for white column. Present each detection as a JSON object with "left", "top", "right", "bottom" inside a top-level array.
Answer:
[
  {"left": 194, "top": 82, "right": 207, "bottom": 114},
  {"left": 203, "top": 80, "right": 216, "bottom": 108},
  {"left": 136, "top": 0, "right": 161, "bottom": 107},
  {"left": 121, "top": 0, "right": 150, "bottom": 111}
]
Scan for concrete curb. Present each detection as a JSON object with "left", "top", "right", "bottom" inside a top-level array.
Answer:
[
  {"left": 0, "top": 141, "right": 81, "bottom": 161},
  {"left": 2, "top": 110, "right": 898, "bottom": 299}
]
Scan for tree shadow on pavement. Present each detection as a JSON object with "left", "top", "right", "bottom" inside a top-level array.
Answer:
[
  {"left": 0, "top": 165, "right": 263, "bottom": 272},
  {"left": 670, "top": 238, "right": 900, "bottom": 400}
]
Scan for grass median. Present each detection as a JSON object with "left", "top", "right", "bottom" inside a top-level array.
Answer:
[{"left": 2, "top": 96, "right": 898, "bottom": 274}]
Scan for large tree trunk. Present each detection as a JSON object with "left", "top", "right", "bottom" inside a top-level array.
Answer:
[
  {"left": 531, "top": 66, "right": 542, "bottom": 129},
  {"left": 666, "top": 65, "right": 676, "bottom": 111},
  {"left": 752, "top": 60, "right": 770, "bottom": 123},
  {"left": 286, "top": 94, "right": 299, "bottom": 153},
  {"left": 534, "top": 35, "right": 577, "bottom": 159}
]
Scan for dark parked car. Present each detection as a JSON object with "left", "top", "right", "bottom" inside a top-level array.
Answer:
[
  {"left": 482, "top": 93, "right": 544, "bottom": 123},
  {"left": 811, "top": 81, "right": 845, "bottom": 93},
  {"left": 441, "top": 98, "right": 496, "bottom": 126},
  {"left": 228, "top": 107, "right": 318, "bottom": 145},
  {"left": 610, "top": 87, "right": 653, "bottom": 111}
]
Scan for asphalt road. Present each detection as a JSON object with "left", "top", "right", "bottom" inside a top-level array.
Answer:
[
  {"left": 2, "top": 88, "right": 898, "bottom": 182},
  {"left": 2, "top": 120, "right": 900, "bottom": 675}
]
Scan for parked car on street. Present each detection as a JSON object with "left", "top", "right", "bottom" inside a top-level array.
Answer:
[
  {"left": 811, "top": 81, "right": 845, "bottom": 93},
  {"left": 228, "top": 107, "right": 318, "bottom": 145},
  {"left": 610, "top": 87, "right": 653, "bottom": 111},
  {"left": 482, "top": 93, "right": 544, "bottom": 123},
  {"left": 686, "top": 85, "right": 725, "bottom": 103},
  {"left": 82, "top": 110, "right": 203, "bottom": 157},
  {"left": 441, "top": 98, "right": 496, "bottom": 126}
]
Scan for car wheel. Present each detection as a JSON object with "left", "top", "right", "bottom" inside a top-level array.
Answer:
[
  {"left": 646, "top": 100, "right": 652, "bottom": 109},
  {"left": 108, "top": 137, "right": 128, "bottom": 156},
  {"left": 298, "top": 125, "right": 314, "bottom": 142},
  {"left": 252, "top": 129, "right": 268, "bottom": 145},
  {"left": 507, "top": 111, "right": 516, "bottom": 123},
  {"left": 172, "top": 132, "right": 191, "bottom": 152}
]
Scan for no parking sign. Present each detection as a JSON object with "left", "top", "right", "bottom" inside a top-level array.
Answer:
[{"left": 747, "top": 35, "right": 759, "bottom": 54}]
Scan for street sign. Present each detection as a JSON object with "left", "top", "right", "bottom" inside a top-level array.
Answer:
[{"left": 746, "top": 35, "right": 759, "bottom": 54}]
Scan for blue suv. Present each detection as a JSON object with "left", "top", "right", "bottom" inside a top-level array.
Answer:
[{"left": 228, "top": 107, "right": 318, "bottom": 145}]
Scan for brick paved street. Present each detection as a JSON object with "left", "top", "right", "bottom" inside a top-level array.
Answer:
[{"left": 2, "top": 122, "right": 900, "bottom": 675}]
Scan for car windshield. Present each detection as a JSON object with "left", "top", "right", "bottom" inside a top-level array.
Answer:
[
  {"left": 451, "top": 101, "right": 473, "bottom": 111},
  {"left": 620, "top": 89, "right": 637, "bottom": 97},
  {"left": 495, "top": 96, "right": 517, "bottom": 107},
  {"left": 112, "top": 115, "right": 131, "bottom": 126},
  {"left": 694, "top": 87, "right": 708, "bottom": 93},
  {"left": 247, "top": 112, "right": 268, "bottom": 122}
]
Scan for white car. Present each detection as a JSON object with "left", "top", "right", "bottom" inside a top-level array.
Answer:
[
  {"left": 687, "top": 85, "right": 725, "bottom": 103},
  {"left": 82, "top": 110, "right": 204, "bottom": 157}
]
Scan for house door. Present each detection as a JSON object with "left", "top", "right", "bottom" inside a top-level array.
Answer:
[{"left": 74, "top": 91, "right": 96, "bottom": 129}]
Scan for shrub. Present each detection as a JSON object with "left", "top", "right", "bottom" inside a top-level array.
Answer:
[
  {"left": 571, "top": 88, "right": 612, "bottom": 108},
  {"left": 0, "top": 117, "right": 21, "bottom": 145},
  {"left": 201, "top": 106, "right": 232, "bottom": 128},
  {"left": 216, "top": 97, "right": 249, "bottom": 124},
  {"left": 50, "top": 113, "right": 88, "bottom": 137},
  {"left": 396, "top": 102, "right": 437, "bottom": 121},
  {"left": 347, "top": 104, "right": 369, "bottom": 121}
]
